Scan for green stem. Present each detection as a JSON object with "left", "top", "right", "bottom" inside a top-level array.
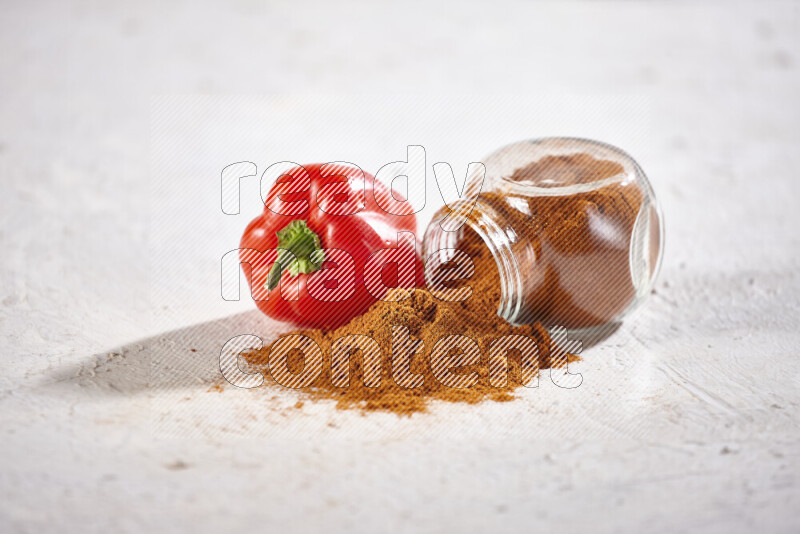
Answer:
[{"left": 266, "top": 220, "right": 325, "bottom": 290}]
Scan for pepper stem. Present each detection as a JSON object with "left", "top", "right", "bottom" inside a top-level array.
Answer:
[{"left": 266, "top": 220, "right": 325, "bottom": 290}]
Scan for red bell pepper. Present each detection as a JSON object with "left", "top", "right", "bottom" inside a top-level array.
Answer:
[{"left": 240, "top": 163, "right": 424, "bottom": 329}]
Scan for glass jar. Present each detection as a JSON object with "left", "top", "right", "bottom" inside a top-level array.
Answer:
[{"left": 423, "top": 137, "right": 664, "bottom": 332}]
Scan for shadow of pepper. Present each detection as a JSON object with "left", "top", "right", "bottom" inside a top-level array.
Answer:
[{"left": 41, "top": 310, "right": 292, "bottom": 395}]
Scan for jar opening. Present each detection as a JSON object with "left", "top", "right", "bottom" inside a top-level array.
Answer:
[{"left": 423, "top": 202, "right": 524, "bottom": 325}]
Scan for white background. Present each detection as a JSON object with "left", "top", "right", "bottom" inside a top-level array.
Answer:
[{"left": 1, "top": 1, "right": 799, "bottom": 533}]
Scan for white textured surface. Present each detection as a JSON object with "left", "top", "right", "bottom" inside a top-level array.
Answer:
[{"left": 2, "top": 1, "right": 799, "bottom": 533}]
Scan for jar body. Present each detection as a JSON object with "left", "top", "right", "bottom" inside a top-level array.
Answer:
[{"left": 423, "top": 138, "right": 663, "bottom": 331}]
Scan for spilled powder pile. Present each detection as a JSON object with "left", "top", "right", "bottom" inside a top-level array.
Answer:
[{"left": 244, "top": 233, "right": 577, "bottom": 415}]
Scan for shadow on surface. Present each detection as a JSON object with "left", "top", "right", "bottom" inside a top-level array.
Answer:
[{"left": 42, "top": 311, "right": 291, "bottom": 395}]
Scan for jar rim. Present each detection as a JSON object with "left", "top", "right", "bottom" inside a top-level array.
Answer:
[
  {"left": 487, "top": 136, "right": 643, "bottom": 196},
  {"left": 422, "top": 201, "right": 524, "bottom": 325}
]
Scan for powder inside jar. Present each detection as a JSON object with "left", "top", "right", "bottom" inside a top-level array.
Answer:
[{"left": 474, "top": 152, "right": 658, "bottom": 328}]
